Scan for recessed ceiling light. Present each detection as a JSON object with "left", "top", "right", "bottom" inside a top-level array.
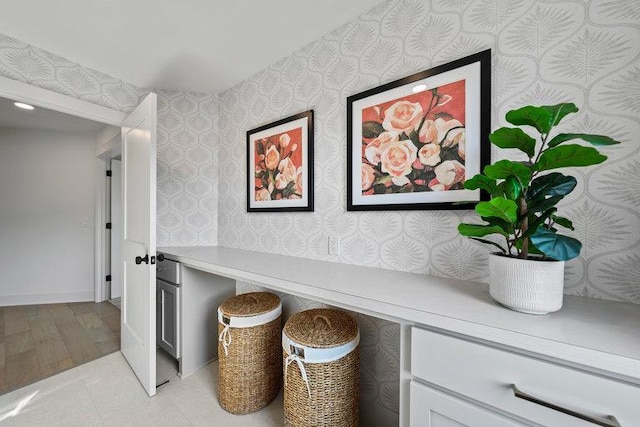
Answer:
[
  {"left": 14, "top": 102, "right": 34, "bottom": 110},
  {"left": 412, "top": 84, "right": 427, "bottom": 93}
]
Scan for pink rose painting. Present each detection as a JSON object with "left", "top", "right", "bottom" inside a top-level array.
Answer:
[
  {"left": 360, "top": 80, "right": 466, "bottom": 196},
  {"left": 254, "top": 127, "right": 303, "bottom": 201}
]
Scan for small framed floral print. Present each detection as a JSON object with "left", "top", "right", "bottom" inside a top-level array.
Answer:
[
  {"left": 247, "top": 110, "right": 314, "bottom": 212},
  {"left": 347, "top": 50, "right": 491, "bottom": 211}
]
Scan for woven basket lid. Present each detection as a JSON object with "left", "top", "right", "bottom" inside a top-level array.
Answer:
[
  {"left": 283, "top": 308, "right": 358, "bottom": 349},
  {"left": 219, "top": 292, "right": 281, "bottom": 317}
]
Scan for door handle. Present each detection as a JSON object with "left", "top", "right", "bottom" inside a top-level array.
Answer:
[{"left": 135, "top": 254, "right": 149, "bottom": 265}]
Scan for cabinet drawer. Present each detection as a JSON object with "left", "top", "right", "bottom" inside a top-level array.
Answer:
[
  {"left": 411, "top": 327, "right": 640, "bottom": 426},
  {"left": 410, "top": 380, "right": 520, "bottom": 427}
]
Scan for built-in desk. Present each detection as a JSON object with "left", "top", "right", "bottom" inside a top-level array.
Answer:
[{"left": 158, "top": 246, "right": 640, "bottom": 426}]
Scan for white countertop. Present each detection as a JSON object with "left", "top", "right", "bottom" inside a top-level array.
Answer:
[{"left": 158, "top": 245, "right": 640, "bottom": 383}]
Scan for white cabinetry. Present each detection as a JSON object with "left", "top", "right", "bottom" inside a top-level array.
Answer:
[
  {"left": 410, "top": 381, "right": 519, "bottom": 426},
  {"left": 410, "top": 327, "right": 636, "bottom": 426}
]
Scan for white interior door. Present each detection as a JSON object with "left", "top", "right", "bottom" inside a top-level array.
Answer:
[
  {"left": 120, "top": 93, "right": 157, "bottom": 397},
  {"left": 110, "top": 159, "right": 122, "bottom": 299}
]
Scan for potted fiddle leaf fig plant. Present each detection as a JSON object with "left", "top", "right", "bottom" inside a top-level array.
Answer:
[{"left": 458, "top": 102, "right": 620, "bottom": 314}]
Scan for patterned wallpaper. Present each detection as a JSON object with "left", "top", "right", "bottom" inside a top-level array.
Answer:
[
  {"left": 0, "top": 32, "right": 218, "bottom": 247},
  {"left": 217, "top": 0, "right": 640, "bottom": 304}
]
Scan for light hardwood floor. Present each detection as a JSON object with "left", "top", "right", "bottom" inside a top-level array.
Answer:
[{"left": 0, "top": 302, "right": 120, "bottom": 395}]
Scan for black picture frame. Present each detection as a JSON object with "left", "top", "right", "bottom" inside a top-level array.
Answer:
[
  {"left": 246, "top": 110, "right": 314, "bottom": 212},
  {"left": 346, "top": 49, "right": 491, "bottom": 211}
]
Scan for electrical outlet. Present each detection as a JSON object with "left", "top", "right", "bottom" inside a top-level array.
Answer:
[
  {"left": 328, "top": 236, "right": 340, "bottom": 256},
  {"left": 81, "top": 217, "right": 90, "bottom": 228}
]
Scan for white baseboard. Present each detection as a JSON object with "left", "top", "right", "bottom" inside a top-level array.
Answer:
[{"left": 0, "top": 291, "right": 95, "bottom": 306}]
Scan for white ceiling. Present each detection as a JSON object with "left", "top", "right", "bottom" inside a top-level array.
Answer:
[
  {"left": 0, "top": 1, "right": 384, "bottom": 94},
  {"left": 0, "top": 96, "right": 105, "bottom": 132}
]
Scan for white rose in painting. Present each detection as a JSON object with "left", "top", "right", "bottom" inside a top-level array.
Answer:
[
  {"left": 380, "top": 139, "right": 418, "bottom": 186},
  {"left": 435, "top": 118, "right": 465, "bottom": 148},
  {"left": 434, "top": 160, "right": 465, "bottom": 186},
  {"left": 382, "top": 101, "right": 423, "bottom": 134},
  {"left": 278, "top": 157, "right": 297, "bottom": 182},
  {"left": 418, "top": 143, "right": 441, "bottom": 167},
  {"left": 280, "top": 133, "right": 291, "bottom": 148},
  {"left": 264, "top": 145, "right": 280, "bottom": 170},
  {"left": 418, "top": 119, "right": 438, "bottom": 144},
  {"left": 362, "top": 163, "right": 376, "bottom": 191},
  {"left": 255, "top": 188, "right": 271, "bottom": 201},
  {"left": 294, "top": 167, "right": 303, "bottom": 195},
  {"left": 275, "top": 173, "right": 288, "bottom": 190},
  {"left": 365, "top": 131, "right": 398, "bottom": 165}
]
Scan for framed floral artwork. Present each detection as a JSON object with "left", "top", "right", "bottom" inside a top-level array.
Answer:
[
  {"left": 247, "top": 110, "right": 314, "bottom": 212},
  {"left": 347, "top": 50, "right": 491, "bottom": 211}
]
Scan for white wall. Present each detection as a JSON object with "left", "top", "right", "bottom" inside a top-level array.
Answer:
[{"left": 0, "top": 128, "right": 96, "bottom": 305}]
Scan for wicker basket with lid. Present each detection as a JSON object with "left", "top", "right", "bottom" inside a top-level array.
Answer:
[
  {"left": 282, "top": 308, "right": 360, "bottom": 427},
  {"left": 217, "top": 292, "right": 282, "bottom": 414}
]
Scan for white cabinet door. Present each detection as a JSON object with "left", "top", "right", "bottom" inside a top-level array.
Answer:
[
  {"left": 410, "top": 381, "right": 521, "bottom": 427},
  {"left": 120, "top": 93, "right": 157, "bottom": 397}
]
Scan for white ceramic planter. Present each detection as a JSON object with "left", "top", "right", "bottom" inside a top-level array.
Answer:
[{"left": 489, "top": 253, "right": 565, "bottom": 315}]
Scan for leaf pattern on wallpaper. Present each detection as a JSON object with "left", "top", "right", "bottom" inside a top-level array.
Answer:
[
  {"left": 433, "top": 0, "right": 473, "bottom": 13},
  {"left": 281, "top": 232, "right": 306, "bottom": 256},
  {"left": 103, "top": 81, "right": 139, "bottom": 110},
  {"left": 565, "top": 114, "right": 629, "bottom": 145},
  {"left": 56, "top": 67, "right": 98, "bottom": 95},
  {"left": 409, "top": 16, "right": 457, "bottom": 57},
  {"left": 359, "top": 368, "right": 378, "bottom": 400},
  {"left": 310, "top": 42, "right": 338, "bottom": 71},
  {"left": 0, "top": 33, "right": 27, "bottom": 48},
  {"left": 406, "top": 211, "right": 457, "bottom": 243},
  {"left": 383, "top": 0, "right": 424, "bottom": 34},
  {"left": 516, "top": 84, "right": 571, "bottom": 106},
  {"left": 270, "top": 85, "right": 292, "bottom": 111},
  {"left": 548, "top": 29, "right": 629, "bottom": 82},
  {"left": 597, "top": 0, "right": 640, "bottom": 21},
  {"left": 281, "top": 55, "right": 305, "bottom": 83},
  {"left": 363, "top": 39, "right": 402, "bottom": 73},
  {"left": 171, "top": 94, "right": 198, "bottom": 116},
  {"left": 468, "top": 0, "right": 525, "bottom": 29},
  {"left": 494, "top": 58, "right": 531, "bottom": 99},
  {"left": 505, "top": 5, "right": 575, "bottom": 54},
  {"left": 599, "top": 161, "right": 640, "bottom": 208},
  {"left": 355, "top": 313, "right": 380, "bottom": 344},
  {"left": 601, "top": 67, "right": 640, "bottom": 114},
  {"left": 597, "top": 254, "right": 640, "bottom": 301},
  {"left": 434, "top": 240, "right": 488, "bottom": 280},
  {"left": 295, "top": 73, "right": 322, "bottom": 101},
  {"left": 568, "top": 201, "right": 629, "bottom": 252},
  {"left": 2, "top": 49, "right": 54, "bottom": 81},
  {"left": 342, "top": 234, "right": 378, "bottom": 266},
  {"left": 360, "top": 212, "right": 403, "bottom": 240},
  {"left": 438, "top": 35, "right": 491, "bottom": 62},
  {"left": 379, "top": 381, "right": 401, "bottom": 413},
  {"left": 382, "top": 237, "right": 427, "bottom": 272},
  {"left": 378, "top": 349, "right": 400, "bottom": 381},
  {"left": 327, "top": 57, "right": 358, "bottom": 89},
  {"left": 258, "top": 69, "right": 279, "bottom": 95},
  {"left": 325, "top": 212, "right": 358, "bottom": 237},
  {"left": 184, "top": 114, "right": 212, "bottom": 133},
  {"left": 344, "top": 21, "right": 378, "bottom": 55}
]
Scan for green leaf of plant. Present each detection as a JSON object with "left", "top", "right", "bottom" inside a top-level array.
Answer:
[
  {"left": 464, "top": 174, "right": 497, "bottom": 195},
  {"left": 528, "top": 173, "right": 577, "bottom": 200},
  {"left": 548, "top": 133, "right": 621, "bottom": 147},
  {"left": 535, "top": 144, "right": 607, "bottom": 171},
  {"left": 503, "top": 175, "right": 522, "bottom": 201},
  {"left": 489, "top": 127, "right": 536, "bottom": 157},
  {"left": 475, "top": 197, "right": 518, "bottom": 224},
  {"left": 530, "top": 228, "right": 582, "bottom": 261},
  {"left": 523, "top": 208, "right": 557, "bottom": 238},
  {"left": 362, "top": 121, "right": 384, "bottom": 139},
  {"left": 484, "top": 160, "right": 532, "bottom": 185},
  {"left": 528, "top": 195, "right": 563, "bottom": 214},
  {"left": 469, "top": 237, "right": 507, "bottom": 254},
  {"left": 458, "top": 223, "right": 508, "bottom": 237},
  {"left": 541, "top": 103, "right": 578, "bottom": 126},
  {"left": 506, "top": 106, "right": 553, "bottom": 134},
  {"left": 552, "top": 215, "right": 574, "bottom": 230}
]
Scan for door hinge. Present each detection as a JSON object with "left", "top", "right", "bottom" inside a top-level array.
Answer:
[
  {"left": 106, "top": 170, "right": 112, "bottom": 177},
  {"left": 106, "top": 222, "right": 112, "bottom": 229},
  {"left": 106, "top": 275, "right": 111, "bottom": 282}
]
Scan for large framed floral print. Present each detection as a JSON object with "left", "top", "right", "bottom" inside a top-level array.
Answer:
[
  {"left": 247, "top": 110, "right": 314, "bottom": 212},
  {"left": 347, "top": 50, "right": 491, "bottom": 211}
]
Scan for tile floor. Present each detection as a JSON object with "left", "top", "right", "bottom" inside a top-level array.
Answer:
[{"left": 0, "top": 351, "right": 283, "bottom": 426}]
